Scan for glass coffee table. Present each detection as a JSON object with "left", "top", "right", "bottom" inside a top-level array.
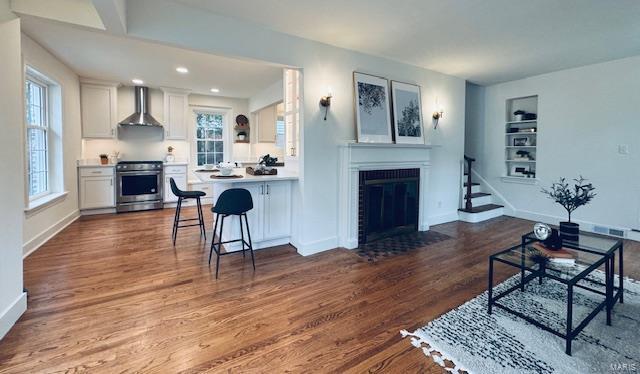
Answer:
[{"left": 487, "top": 231, "right": 623, "bottom": 355}]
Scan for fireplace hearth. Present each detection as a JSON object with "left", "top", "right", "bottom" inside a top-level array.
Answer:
[{"left": 358, "top": 169, "right": 420, "bottom": 244}]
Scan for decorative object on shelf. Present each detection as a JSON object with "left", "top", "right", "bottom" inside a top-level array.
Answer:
[
  {"left": 521, "top": 127, "right": 537, "bottom": 133},
  {"left": 510, "top": 165, "right": 529, "bottom": 177},
  {"left": 99, "top": 154, "right": 109, "bottom": 165},
  {"left": 541, "top": 176, "right": 597, "bottom": 242},
  {"left": 319, "top": 89, "right": 332, "bottom": 121},
  {"left": 165, "top": 145, "right": 175, "bottom": 162},
  {"left": 235, "top": 114, "right": 249, "bottom": 127},
  {"left": 523, "top": 112, "right": 537, "bottom": 120},
  {"left": 353, "top": 72, "right": 392, "bottom": 143},
  {"left": 390, "top": 81, "right": 425, "bottom": 144},
  {"left": 513, "top": 110, "right": 526, "bottom": 121},
  {"left": 515, "top": 150, "right": 531, "bottom": 160},
  {"left": 237, "top": 131, "right": 247, "bottom": 141},
  {"left": 513, "top": 137, "right": 530, "bottom": 146}
]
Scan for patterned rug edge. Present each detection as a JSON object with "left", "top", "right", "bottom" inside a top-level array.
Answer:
[{"left": 400, "top": 272, "right": 640, "bottom": 374}]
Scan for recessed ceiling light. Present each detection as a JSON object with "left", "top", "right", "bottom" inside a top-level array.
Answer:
[
  {"left": 131, "top": 79, "right": 144, "bottom": 85},
  {"left": 210, "top": 88, "right": 220, "bottom": 93},
  {"left": 176, "top": 66, "right": 189, "bottom": 74}
]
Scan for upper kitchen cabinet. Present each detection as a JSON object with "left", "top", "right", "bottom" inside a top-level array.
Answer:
[
  {"left": 256, "top": 104, "right": 277, "bottom": 143},
  {"left": 80, "top": 81, "right": 118, "bottom": 138},
  {"left": 162, "top": 89, "right": 189, "bottom": 140}
]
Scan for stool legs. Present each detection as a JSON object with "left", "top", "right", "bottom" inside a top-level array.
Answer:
[
  {"left": 208, "top": 213, "right": 256, "bottom": 279},
  {"left": 196, "top": 197, "right": 206, "bottom": 240},
  {"left": 172, "top": 197, "right": 183, "bottom": 246},
  {"left": 243, "top": 213, "right": 256, "bottom": 270}
]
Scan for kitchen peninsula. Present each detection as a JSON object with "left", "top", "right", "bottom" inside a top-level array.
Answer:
[{"left": 195, "top": 168, "right": 298, "bottom": 250}]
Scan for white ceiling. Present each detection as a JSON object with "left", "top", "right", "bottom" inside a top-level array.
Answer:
[
  {"left": 174, "top": 0, "right": 640, "bottom": 85},
  {"left": 20, "top": 16, "right": 284, "bottom": 98}
]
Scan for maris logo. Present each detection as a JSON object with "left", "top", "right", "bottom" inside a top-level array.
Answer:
[{"left": 610, "top": 362, "right": 638, "bottom": 372}]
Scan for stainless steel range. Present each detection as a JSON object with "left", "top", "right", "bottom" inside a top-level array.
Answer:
[{"left": 116, "top": 161, "right": 164, "bottom": 213}]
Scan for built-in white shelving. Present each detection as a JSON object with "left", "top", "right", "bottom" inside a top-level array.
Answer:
[{"left": 504, "top": 95, "right": 538, "bottom": 180}]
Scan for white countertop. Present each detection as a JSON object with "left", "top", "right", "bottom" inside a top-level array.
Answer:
[
  {"left": 164, "top": 161, "right": 189, "bottom": 166},
  {"left": 194, "top": 168, "right": 298, "bottom": 184},
  {"left": 77, "top": 160, "right": 115, "bottom": 168}
]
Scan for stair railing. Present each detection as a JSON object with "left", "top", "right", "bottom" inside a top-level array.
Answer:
[{"left": 464, "top": 155, "right": 475, "bottom": 211}]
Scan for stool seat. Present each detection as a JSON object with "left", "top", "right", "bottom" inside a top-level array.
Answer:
[
  {"left": 177, "top": 190, "right": 206, "bottom": 198},
  {"left": 170, "top": 177, "right": 206, "bottom": 245},
  {"left": 211, "top": 188, "right": 253, "bottom": 215},
  {"left": 209, "top": 188, "right": 255, "bottom": 278}
]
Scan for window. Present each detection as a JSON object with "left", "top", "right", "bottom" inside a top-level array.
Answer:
[
  {"left": 25, "top": 75, "right": 49, "bottom": 199},
  {"left": 195, "top": 112, "right": 225, "bottom": 165}
]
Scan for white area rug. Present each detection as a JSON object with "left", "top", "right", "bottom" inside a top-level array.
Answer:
[{"left": 401, "top": 269, "right": 640, "bottom": 374}]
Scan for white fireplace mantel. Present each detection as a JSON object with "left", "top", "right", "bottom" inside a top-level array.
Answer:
[{"left": 338, "top": 142, "right": 433, "bottom": 249}]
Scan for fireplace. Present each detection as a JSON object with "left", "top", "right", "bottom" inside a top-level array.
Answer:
[{"left": 358, "top": 169, "right": 420, "bottom": 244}]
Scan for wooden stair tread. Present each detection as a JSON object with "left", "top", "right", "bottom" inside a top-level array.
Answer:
[
  {"left": 463, "top": 182, "right": 480, "bottom": 187},
  {"left": 458, "top": 204, "right": 504, "bottom": 214},
  {"left": 465, "top": 192, "right": 491, "bottom": 199}
]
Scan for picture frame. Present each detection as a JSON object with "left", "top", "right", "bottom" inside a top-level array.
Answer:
[
  {"left": 391, "top": 81, "right": 425, "bottom": 144},
  {"left": 513, "top": 137, "right": 530, "bottom": 146},
  {"left": 353, "top": 72, "right": 393, "bottom": 143}
]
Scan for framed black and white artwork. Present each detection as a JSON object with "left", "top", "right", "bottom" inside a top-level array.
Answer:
[
  {"left": 391, "top": 81, "right": 424, "bottom": 144},
  {"left": 354, "top": 72, "right": 392, "bottom": 143}
]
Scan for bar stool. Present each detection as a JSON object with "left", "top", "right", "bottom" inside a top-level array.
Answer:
[
  {"left": 209, "top": 188, "right": 255, "bottom": 278},
  {"left": 170, "top": 177, "right": 206, "bottom": 245}
]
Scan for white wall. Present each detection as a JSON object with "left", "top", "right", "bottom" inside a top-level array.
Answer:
[
  {"left": 126, "top": 0, "right": 467, "bottom": 253},
  {"left": 249, "top": 79, "right": 282, "bottom": 113},
  {"left": 0, "top": 6, "right": 27, "bottom": 340},
  {"left": 21, "top": 34, "right": 82, "bottom": 255},
  {"left": 468, "top": 56, "right": 640, "bottom": 231}
]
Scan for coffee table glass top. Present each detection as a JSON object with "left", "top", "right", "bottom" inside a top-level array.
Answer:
[
  {"left": 522, "top": 231, "right": 622, "bottom": 255},
  {"left": 492, "top": 245, "right": 607, "bottom": 282}
]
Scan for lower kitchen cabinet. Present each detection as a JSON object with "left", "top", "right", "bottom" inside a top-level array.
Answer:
[
  {"left": 79, "top": 167, "right": 115, "bottom": 209},
  {"left": 164, "top": 165, "right": 187, "bottom": 203},
  {"left": 215, "top": 180, "right": 291, "bottom": 249}
]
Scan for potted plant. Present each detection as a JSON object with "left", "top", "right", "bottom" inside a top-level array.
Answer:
[
  {"left": 166, "top": 146, "right": 175, "bottom": 162},
  {"left": 513, "top": 110, "right": 526, "bottom": 121},
  {"left": 541, "top": 176, "right": 596, "bottom": 242},
  {"left": 99, "top": 154, "right": 109, "bottom": 165}
]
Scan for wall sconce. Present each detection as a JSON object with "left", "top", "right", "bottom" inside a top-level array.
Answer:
[
  {"left": 319, "top": 88, "right": 332, "bottom": 121},
  {"left": 432, "top": 109, "right": 444, "bottom": 128},
  {"left": 432, "top": 97, "right": 444, "bottom": 128}
]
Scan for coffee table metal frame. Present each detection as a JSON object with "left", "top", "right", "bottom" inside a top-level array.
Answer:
[{"left": 487, "top": 232, "right": 623, "bottom": 355}]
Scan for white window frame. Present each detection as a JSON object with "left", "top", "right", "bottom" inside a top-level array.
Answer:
[
  {"left": 190, "top": 107, "right": 232, "bottom": 168},
  {"left": 24, "top": 73, "right": 50, "bottom": 201}
]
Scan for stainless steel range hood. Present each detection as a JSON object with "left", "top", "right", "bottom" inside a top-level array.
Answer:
[{"left": 119, "top": 86, "right": 162, "bottom": 127}]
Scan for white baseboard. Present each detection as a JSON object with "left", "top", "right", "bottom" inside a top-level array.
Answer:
[
  {"left": 297, "top": 236, "right": 338, "bottom": 256},
  {"left": 80, "top": 207, "right": 116, "bottom": 215},
  {"left": 428, "top": 211, "right": 459, "bottom": 226},
  {"left": 0, "top": 292, "right": 27, "bottom": 340},
  {"left": 23, "top": 210, "right": 80, "bottom": 258},
  {"left": 507, "top": 209, "right": 635, "bottom": 241}
]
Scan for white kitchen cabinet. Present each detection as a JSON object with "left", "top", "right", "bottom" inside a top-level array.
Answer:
[
  {"left": 256, "top": 104, "right": 276, "bottom": 143},
  {"left": 163, "top": 91, "right": 188, "bottom": 140},
  {"left": 80, "top": 82, "right": 118, "bottom": 138},
  {"left": 164, "top": 165, "right": 188, "bottom": 202},
  {"left": 263, "top": 181, "right": 291, "bottom": 240},
  {"left": 216, "top": 180, "right": 291, "bottom": 249},
  {"left": 79, "top": 167, "right": 115, "bottom": 209}
]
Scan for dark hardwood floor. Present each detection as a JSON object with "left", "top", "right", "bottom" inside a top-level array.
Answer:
[{"left": 0, "top": 208, "right": 638, "bottom": 373}]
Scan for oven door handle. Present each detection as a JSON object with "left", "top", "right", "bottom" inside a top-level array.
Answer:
[{"left": 117, "top": 170, "right": 162, "bottom": 175}]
